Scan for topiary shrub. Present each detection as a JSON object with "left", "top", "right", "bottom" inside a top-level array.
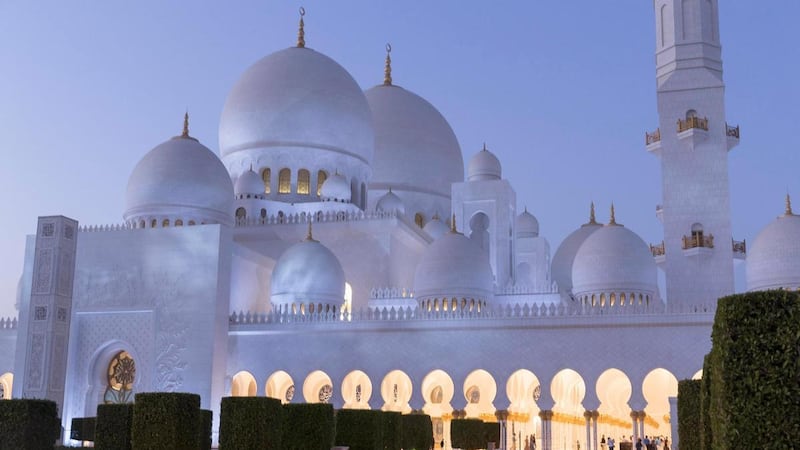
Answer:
[
  {"left": 709, "top": 290, "right": 800, "bottom": 449},
  {"left": 450, "top": 418, "right": 486, "bottom": 450},
  {"left": 95, "top": 404, "right": 134, "bottom": 450},
  {"left": 482, "top": 421, "right": 500, "bottom": 446},
  {"left": 70, "top": 416, "right": 96, "bottom": 442},
  {"left": 382, "top": 411, "right": 402, "bottom": 450},
  {"left": 283, "top": 403, "right": 335, "bottom": 450},
  {"left": 0, "top": 399, "right": 60, "bottom": 450},
  {"left": 400, "top": 412, "right": 433, "bottom": 450},
  {"left": 131, "top": 392, "right": 200, "bottom": 450},
  {"left": 198, "top": 409, "right": 212, "bottom": 450},
  {"left": 334, "top": 409, "right": 383, "bottom": 450},
  {"left": 219, "top": 397, "right": 284, "bottom": 449},
  {"left": 677, "top": 379, "right": 701, "bottom": 450},
  {"left": 700, "top": 353, "right": 713, "bottom": 450}
]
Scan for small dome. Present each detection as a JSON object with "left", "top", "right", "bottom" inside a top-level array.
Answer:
[
  {"left": 220, "top": 47, "right": 374, "bottom": 165},
  {"left": 467, "top": 145, "right": 502, "bottom": 181},
  {"left": 551, "top": 221, "right": 602, "bottom": 294},
  {"left": 271, "top": 233, "right": 345, "bottom": 308},
  {"left": 516, "top": 208, "right": 540, "bottom": 238},
  {"left": 320, "top": 172, "right": 351, "bottom": 202},
  {"left": 414, "top": 230, "right": 494, "bottom": 303},
  {"left": 124, "top": 126, "right": 234, "bottom": 225},
  {"left": 747, "top": 203, "right": 800, "bottom": 291},
  {"left": 423, "top": 214, "right": 449, "bottom": 240},
  {"left": 376, "top": 189, "right": 405, "bottom": 214},
  {"left": 234, "top": 167, "right": 264, "bottom": 196},
  {"left": 571, "top": 224, "right": 657, "bottom": 299}
]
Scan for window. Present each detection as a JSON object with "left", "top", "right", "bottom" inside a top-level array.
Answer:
[
  {"left": 297, "top": 169, "right": 310, "bottom": 195},
  {"left": 175, "top": 219, "right": 183, "bottom": 226},
  {"left": 261, "top": 168, "right": 271, "bottom": 194},
  {"left": 162, "top": 219, "right": 169, "bottom": 227},
  {"left": 104, "top": 351, "right": 135, "bottom": 404},
  {"left": 415, "top": 213, "right": 424, "bottom": 228},
  {"left": 316, "top": 171, "right": 327, "bottom": 196},
  {"left": 260, "top": 209, "right": 267, "bottom": 219},
  {"left": 278, "top": 168, "right": 291, "bottom": 194},
  {"left": 236, "top": 207, "right": 247, "bottom": 220}
]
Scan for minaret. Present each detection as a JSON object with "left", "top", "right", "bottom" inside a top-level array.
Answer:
[{"left": 649, "top": 0, "right": 737, "bottom": 310}]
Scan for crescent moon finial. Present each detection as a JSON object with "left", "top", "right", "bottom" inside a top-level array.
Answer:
[
  {"left": 383, "top": 42, "right": 393, "bottom": 86},
  {"left": 297, "top": 7, "right": 306, "bottom": 48}
]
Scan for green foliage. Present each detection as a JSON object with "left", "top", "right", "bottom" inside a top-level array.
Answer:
[
  {"left": 96, "top": 404, "right": 134, "bottom": 450},
  {"left": 0, "top": 399, "right": 60, "bottom": 450},
  {"left": 70, "top": 416, "right": 96, "bottom": 442},
  {"left": 677, "top": 379, "right": 701, "bottom": 450},
  {"left": 451, "top": 419, "right": 486, "bottom": 450},
  {"left": 382, "top": 411, "right": 402, "bottom": 450},
  {"left": 219, "top": 397, "right": 284, "bottom": 450},
  {"left": 709, "top": 290, "right": 800, "bottom": 449},
  {"left": 400, "top": 413, "right": 433, "bottom": 450},
  {"left": 131, "top": 392, "right": 200, "bottom": 450},
  {"left": 283, "top": 403, "right": 335, "bottom": 450},
  {"left": 334, "top": 409, "right": 384, "bottom": 450},
  {"left": 482, "top": 421, "right": 500, "bottom": 445},
  {"left": 198, "top": 409, "right": 212, "bottom": 450},
  {"left": 700, "top": 354, "right": 713, "bottom": 450}
]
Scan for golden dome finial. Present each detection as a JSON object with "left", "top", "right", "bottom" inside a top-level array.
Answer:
[
  {"left": 306, "top": 219, "right": 314, "bottom": 241},
  {"left": 181, "top": 111, "right": 190, "bottom": 138},
  {"left": 609, "top": 202, "right": 617, "bottom": 225},
  {"left": 451, "top": 214, "right": 457, "bottom": 233},
  {"left": 383, "top": 43, "right": 392, "bottom": 86},
  {"left": 786, "top": 193, "right": 794, "bottom": 216},
  {"left": 482, "top": 142, "right": 487, "bottom": 152},
  {"left": 297, "top": 7, "right": 306, "bottom": 48},
  {"left": 588, "top": 201, "right": 597, "bottom": 225}
]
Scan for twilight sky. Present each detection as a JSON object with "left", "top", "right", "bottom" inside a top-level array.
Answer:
[{"left": 0, "top": 1, "right": 797, "bottom": 317}]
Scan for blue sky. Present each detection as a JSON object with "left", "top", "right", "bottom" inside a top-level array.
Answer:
[{"left": 0, "top": 1, "right": 797, "bottom": 317}]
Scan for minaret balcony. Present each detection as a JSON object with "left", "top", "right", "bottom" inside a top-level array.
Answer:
[
  {"left": 682, "top": 233, "right": 714, "bottom": 258},
  {"left": 676, "top": 117, "right": 709, "bottom": 145},
  {"left": 649, "top": 241, "right": 666, "bottom": 266},
  {"left": 726, "top": 123, "right": 740, "bottom": 151},
  {"left": 732, "top": 238, "right": 746, "bottom": 260},
  {"left": 645, "top": 128, "right": 662, "bottom": 154}
]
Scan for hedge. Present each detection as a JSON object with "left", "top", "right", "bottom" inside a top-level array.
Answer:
[
  {"left": 95, "top": 404, "right": 134, "bottom": 450},
  {"left": 677, "top": 379, "right": 701, "bottom": 450},
  {"left": 700, "top": 354, "right": 713, "bottom": 450},
  {"left": 131, "top": 392, "right": 200, "bottom": 450},
  {"left": 219, "top": 397, "right": 284, "bottom": 449},
  {"left": 0, "top": 399, "right": 60, "bottom": 450},
  {"left": 451, "top": 418, "right": 486, "bottom": 450},
  {"left": 483, "top": 421, "right": 500, "bottom": 445},
  {"left": 335, "top": 409, "right": 384, "bottom": 450},
  {"left": 283, "top": 403, "right": 335, "bottom": 450},
  {"left": 400, "top": 412, "right": 433, "bottom": 450},
  {"left": 199, "top": 409, "right": 212, "bottom": 450},
  {"left": 382, "top": 411, "right": 402, "bottom": 450},
  {"left": 709, "top": 291, "right": 800, "bottom": 449},
  {"left": 70, "top": 416, "right": 96, "bottom": 442}
]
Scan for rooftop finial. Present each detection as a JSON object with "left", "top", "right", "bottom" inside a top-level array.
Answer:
[
  {"left": 786, "top": 193, "right": 794, "bottom": 216},
  {"left": 482, "top": 142, "right": 487, "bottom": 152},
  {"left": 588, "top": 201, "right": 597, "bottom": 225},
  {"left": 182, "top": 111, "right": 190, "bottom": 138},
  {"left": 306, "top": 219, "right": 314, "bottom": 241},
  {"left": 383, "top": 43, "right": 392, "bottom": 85},
  {"left": 297, "top": 7, "right": 306, "bottom": 48},
  {"left": 451, "top": 214, "right": 457, "bottom": 233},
  {"left": 609, "top": 202, "right": 617, "bottom": 225}
]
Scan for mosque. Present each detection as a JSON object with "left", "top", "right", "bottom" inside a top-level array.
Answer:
[{"left": 0, "top": 1, "right": 798, "bottom": 449}]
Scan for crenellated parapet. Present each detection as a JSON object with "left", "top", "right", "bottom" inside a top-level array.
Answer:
[{"left": 0, "top": 317, "right": 17, "bottom": 330}]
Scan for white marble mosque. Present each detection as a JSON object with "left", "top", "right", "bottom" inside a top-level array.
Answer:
[{"left": 1, "top": 1, "right": 799, "bottom": 449}]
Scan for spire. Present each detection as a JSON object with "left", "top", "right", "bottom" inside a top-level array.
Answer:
[
  {"left": 586, "top": 201, "right": 597, "bottom": 225},
  {"left": 383, "top": 43, "right": 392, "bottom": 85},
  {"left": 297, "top": 7, "right": 306, "bottom": 48},
  {"left": 181, "top": 111, "right": 190, "bottom": 138},
  {"left": 786, "top": 193, "right": 794, "bottom": 216},
  {"left": 451, "top": 214, "right": 457, "bottom": 233},
  {"left": 608, "top": 203, "right": 618, "bottom": 226},
  {"left": 482, "top": 142, "right": 488, "bottom": 152},
  {"left": 306, "top": 219, "right": 315, "bottom": 241}
]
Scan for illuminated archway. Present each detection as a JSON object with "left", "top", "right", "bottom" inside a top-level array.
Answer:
[
  {"left": 692, "top": 369, "right": 703, "bottom": 380},
  {"left": 643, "top": 368, "right": 678, "bottom": 440},
  {"left": 463, "top": 369, "right": 497, "bottom": 421},
  {"left": 0, "top": 373, "right": 12, "bottom": 400},
  {"left": 342, "top": 370, "right": 372, "bottom": 409},
  {"left": 265, "top": 370, "right": 295, "bottom": 404},
  {"left": 422, "top": 369, "right": 455, "bottom": 447},
  {"left": 381, "top": 370, "right": 413, "bottom": 413},
  {"left": 231, "top": 371, "right": 257, "bottom": 397},
  {"left": 303, "top": 370, "right": 334, "bottom": 404},
  {"left": 550, "top": 369, "right": 586, "bottom": 448},
  {"left": 596, "top": 368, "right": 632, "bottom": 442},
  {"left": 506, "top": 369, "right": 542, "bottom": 444}
]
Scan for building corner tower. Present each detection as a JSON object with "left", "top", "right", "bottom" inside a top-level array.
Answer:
[{"left": 648, "top": 0, "right": 738, "bottom": 310}]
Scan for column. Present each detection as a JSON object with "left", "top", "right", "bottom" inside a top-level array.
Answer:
[
  {"left": 591, "top": 411, "right": 599, "bottom": 450},
  {"left": 669, "top": 397, "right": 679, "bottom": 450},
  {"left": 638, "top": 411, "right": 645, "bottom": 442},
  {"left": 584, "top": 411, "right": 592, "bottom": 450},
  {"left": 496, "top": 410, "right": 509, "bottom": 450},
  {"left": 539, "top": 410, "right": 553, "bottom": 450},
  {"left": 630, "top": 411, "right": 639, "bottom": 443}
]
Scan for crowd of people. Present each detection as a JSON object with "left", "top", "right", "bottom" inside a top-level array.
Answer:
[{"left": 600, "top": 434, "right": 670, "bottom": 450}]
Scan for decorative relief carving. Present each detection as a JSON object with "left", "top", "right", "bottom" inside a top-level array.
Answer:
[
  {"left": 34, "top": 249, "right": 53, "bottom": 294},
  {"left": 26, "top": 333, "right": 45, "bottom": 390},
  {"left": 41, "top": 222, "right": 55, "bottom": 238},
  {"left": 34, "top": 306, "right": 47, "bottom": 321},
  {"left": 50, "top": 337, "right": 66, "bottom": 391},
  {"left": 57, "top": 307, "right": 67, "bottom": 322},
  {"left": 57, "top": 251, "right": 74, "bottom": 297},
  {"left": 154, "top": 274, "right": 189, "bottom": 392},
  {"left": 64, "top": 225, "right": 74, "bottom": 240}
]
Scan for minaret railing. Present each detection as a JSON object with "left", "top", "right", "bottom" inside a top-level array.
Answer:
[
  {"left": 732, "top": 238, "right": 746, "bottom": 255},
  {"left": 677, "top": 116, "right": 709, "bottom": 132},
  {"left": 650, "top": 241, "right": 666, "bottom": 257},
  {"left": 726, "top": 123, "right": 740, "bottom": 138},
  {"left": 682, "top": 233, "right": 714, "bottom": 249},
  {"left": 645, "top": 128, "right": 661, "bottom": 145}
]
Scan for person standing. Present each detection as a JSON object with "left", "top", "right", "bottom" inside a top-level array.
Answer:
[{"left": 608, "top": 437, "right": 615, "bottom": 450}]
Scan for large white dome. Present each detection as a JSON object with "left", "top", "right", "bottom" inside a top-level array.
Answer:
[
  {"left": 414, "top": 230, "right": 494, "bottom": 304},
  {"left": 746, "top": 205, "right": 800, "bottom": 291},
  {"left": 571, "top": 224, "right": 657, "bottom": 300},
  {"left": 365, "top": 84, "right": 463, "bottom": 217},
  {"left": 551, "top": 215, "right": 602, "bottom": 294},
  {"left": 271, "top": 233, "right": 345, "bottom": 309},
  {"left": 124, "top": 128, "right": 234, "bottom": 226}
]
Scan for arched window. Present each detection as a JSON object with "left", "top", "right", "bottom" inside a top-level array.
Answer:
[
  {"left": 138, "top": 220, "right": 145, "bottom": 229},
  {"left": 600, "top": 293, "right": 606, "bottom": 307},
  {"left": 236, "top": 207, "right": 247, "bottom": 220},
  {"left": 278, "top": 168, "right": 291, "bottom": 194},
  {"left": 261, "top": 168, "right": 271, "bottom": 194},
  {"left": 686, "top": 109, "right": 697, "bottom": 119},
  {"left": 316, "top": 171, "right": 327, "bottom": 196},
  {"left": 188, "top": 220, "right": 196, "bottom": 226},
  {"left": 175, "top": 219, "right": 183, "bottom": 226},
  {"left": 297, "top": 169, "right": 310, "bottom": 195},
  {"left": 104, "top": 351, "right": 135, "bottom": 404},
  {"left": 414, "top": 213, "right": 424, "bottom": 228},
  {"left": 360, "top": 182, "right": 367, "bottom": 209},
  {"left": 610, "top": 293, "right": 616, "bottom": 306},
  {"left": 162, "top": 219, "right": 169, "bottom": 227},
  {"left": 260, "top": 209, "right": 267, "bottom": 219},
  {"left": 150, "top": 219, "right": 157, "bottom": 228},
  {"left": 620, "top": 293, "right": 626, "bottom": 305}
]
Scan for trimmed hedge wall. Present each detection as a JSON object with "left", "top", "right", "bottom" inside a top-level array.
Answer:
[
  {"left": 219, "top": 397, "right": 284, "bottom": 449},
  {"left": 709, "top": 290, "right": 800, "bottom": 449},
  {"left": 400, "top": 413, "right": 433, "bottom": 450},
  {"left": 700, "top": 354, "right": 713, "bottom": 450},
  {"left": 483, "top": 421, "right": 500, "bottom": 445},
  {"left": 0, "top": 399, "right": 60, "bottom": 450},
  {"left": 131, "top": 392, "right": 200, "bottom": 450},
  {"left": 382, "top": 411, "right": 402, "bottom": 450},
  {"left": 334, "top": 409, "right": 384, "bottom": 450},
  {"left": 199, "top": 409, "right": 212, "bottom": 450},
  {"left": 95, "top": 403, "right": 134, "bottom": 450},
  {"left": 677, "top": 379, "right": 701, "bottom": 450},
  {"left": 451, "top": 418, "right": 486, "bottom": 450},
  {"left": 70, "top": 416, "right": 96, "bottom": 442},
  {"left": 283, "top": 403, "right": 335, "bottom": 450}
]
